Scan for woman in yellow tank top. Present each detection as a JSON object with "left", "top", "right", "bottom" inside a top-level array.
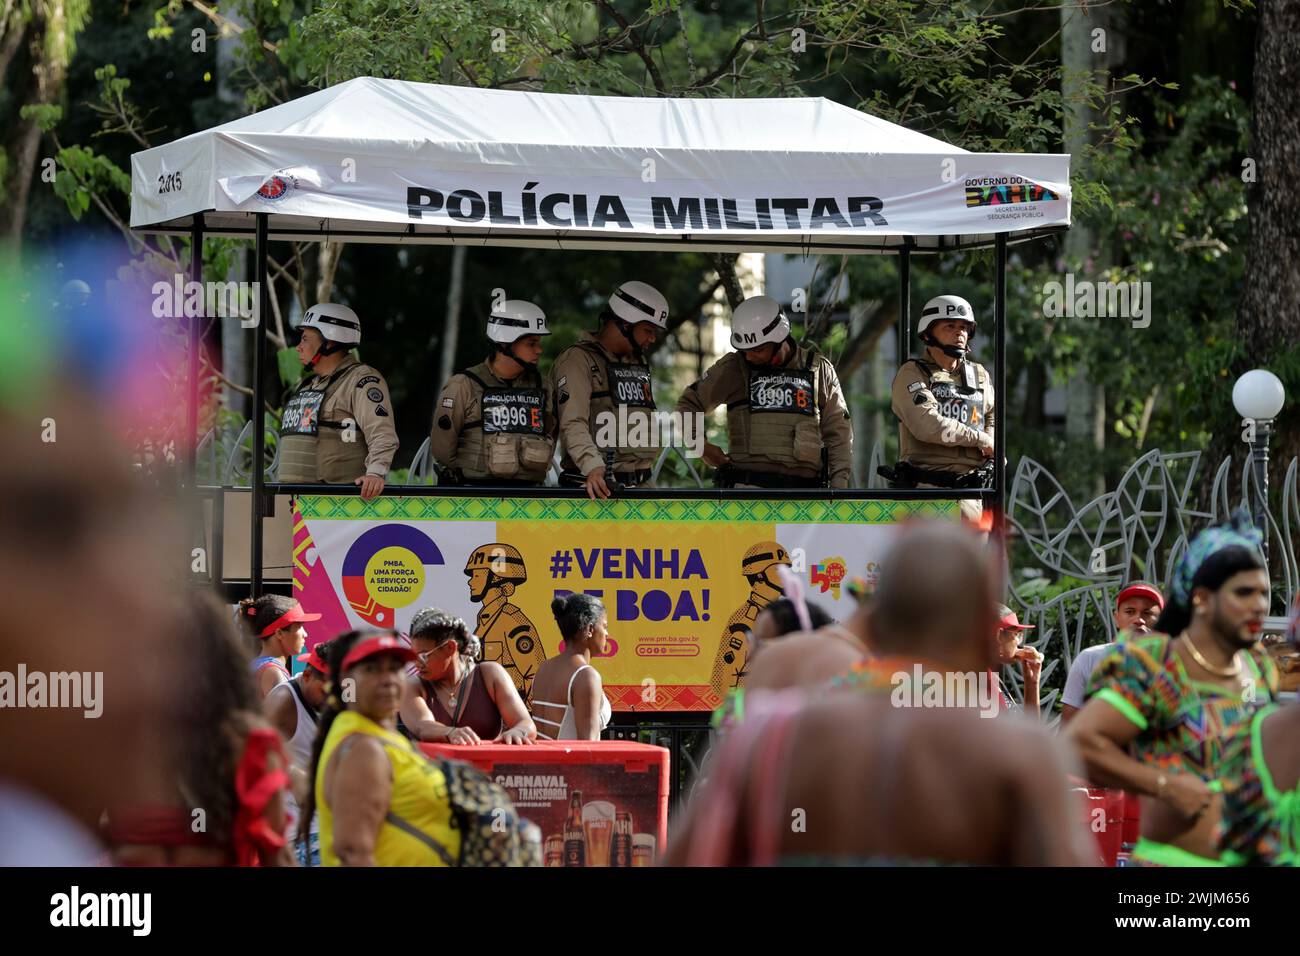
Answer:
[{"left": 298, "top": 630, "right": 461, "bottom": 866}]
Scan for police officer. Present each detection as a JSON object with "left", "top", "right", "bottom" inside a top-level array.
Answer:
[
  {"left": 463, "top": 543, "right": 545, "bottom": 705},
  {"left": 430, "top": 300, "right": 556, "bottom": 486},
  {"left": 677, "top": 295, "right": 853, "bottom": 489},
  {"left": 553, "top": 280, "right": 669, "bottom": 500},
  {"left": 278, "top": 303, "right": 398, "bottom": 501},
  {"left": 883, "top": 294, "right": 995, "bottom": 523}
]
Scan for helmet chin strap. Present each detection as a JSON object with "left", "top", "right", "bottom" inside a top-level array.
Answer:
[
  {"left": 922, "top": 332, "right": 969, "bottom": 360},
  {"left": 615, "top": 319, "right": 646, "bottom": 362},
  {"left": 497, "top": 343, "right": 537, "bottom": 373},
  {"left": 309, "top": 338, "right": 346, "bottom": 366}
]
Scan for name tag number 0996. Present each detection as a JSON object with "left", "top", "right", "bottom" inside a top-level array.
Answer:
[
  {"left": 938, "top": 399, "right": 977, "bottom": 424},
  {"left": 616, "top": 380, "right": 649, "bottom": 403},
  {"left": 756, "top": 386, "right": 808, "bottom": 409},
  {"left": 490, "top": 405, "right": 541, "bottom": 429}
]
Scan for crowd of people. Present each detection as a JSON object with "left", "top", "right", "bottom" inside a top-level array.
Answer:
[
  {"left": 73, "top": 507, "right": 1294, "bottom": 869},
  {"left": 4, "top": 273, "right": 1296, "bottom": 871},
  {"left": 672, "top": 512, "right": 1296, "bottom": 867},
  {"left": 279, "top": 282, "right": 995, "bottom": 502}
]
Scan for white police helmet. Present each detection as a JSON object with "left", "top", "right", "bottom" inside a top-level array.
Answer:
[
  {"left": 488, "top": 299, "right": 550, "bottom": 344},
  {"left": 730, "top": 295, "right": 790, "bottom": 350},
  {"left": 917, "top": 295, "right": 977, "bottom": 336},
  {"left": 607, "top": 280, "right": 670, "bottom": 329},
  {"left": 301, "top": 302, "right": 362, "bottom": 345}
]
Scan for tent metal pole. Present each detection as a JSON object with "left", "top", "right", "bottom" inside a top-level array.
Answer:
[
  {"left": 994, "top": 233, "right": 1008, "bottom": 537},
  {"left": 186, "top": 214, "right": 204, "bottom": 487},
  {"left": 897, "top": 244, "right": 911, "bottom": 369},
  {"left": 251, "top": 213, "right": 269, "bottom": 598}
]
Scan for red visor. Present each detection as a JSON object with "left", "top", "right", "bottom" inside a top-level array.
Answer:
[
  {"left": 997, "top": 606, "right": 1034, "bottom": 631},
  {"left": 1116, "top": 584, "right": 1164, "bottom": 610},
  {"left": 255, "top": 603, "right": 322, "bottom": 639},
  {"left": 295, "top": 645, "right": 330, "bottom": 675},
  {"left": 341, "top": 635, "right": 417, "bottom": 672}
]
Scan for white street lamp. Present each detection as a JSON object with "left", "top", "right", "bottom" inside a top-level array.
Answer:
[{"left": 1232, "top": 369, "right": 1286, "bottom": 555}]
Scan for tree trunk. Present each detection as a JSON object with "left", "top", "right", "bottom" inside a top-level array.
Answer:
[
  {"left": 3, "top": 0, "right": 72, "bottom": 248},
  {"left": 1060, "top": 0, "right": 1110, "bottom": 495},
  {"left": 1207, "top": 0, "right": 1300, "bottom": 585},
  {"left": 315, "top": 240, "right": 344, "bottom": 305},
  {"left": 0, "top": 8, "right": 28, "bottom": 92},
  {"left": 1237, "top": 0, "right": 1300, "bottom": 376},
  {"left": 437, "top": 244, "right": 467, "bottom": 388},
  {"left": 708, "top": 252, "right": 744, "bottom": 309}
]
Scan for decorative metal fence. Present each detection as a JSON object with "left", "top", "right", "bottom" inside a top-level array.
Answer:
[{"left": 1003, "top": 449, "right": 1299, "bottom": 717}]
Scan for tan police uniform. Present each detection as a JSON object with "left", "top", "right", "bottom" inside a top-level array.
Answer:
[
  {"left": 677, "top": 345, "right": 853, "bottom": 488},
  {"left": 889, "top": 354, "right": 995, "bottom": 523},
  {"left": 552, "top": 331, "right": 658, "bottom": 484},
  {"left": 277, "top": 355, "right": 399, "bottom": 483},
  {"left": 430, "top": 359, "right": 556, "bottom": 484}
]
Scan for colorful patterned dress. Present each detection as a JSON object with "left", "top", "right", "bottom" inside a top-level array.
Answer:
[
  {"left": 1086, "top": 633, "right": 1278, "bottom": 865},
  {"left": 1217, "top": 704, "right": 1300, "bottom": 867}
]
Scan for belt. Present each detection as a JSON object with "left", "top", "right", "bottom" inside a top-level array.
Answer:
[
  {"left": 559, "top": 468, "right": 652, "bottom": 488},
  {"left": 881, "top": 461, "right": 991, "bottom": 489},
  {"left": 613, "top": 468, "right": 653, "bottom": 486},
  {"left": 717, "top": 466, "right": 825, "bottom": 489}
]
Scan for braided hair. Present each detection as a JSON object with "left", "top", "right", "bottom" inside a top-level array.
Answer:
[{"left": 409, "top": 607, "right": 481, "bottom": 661}]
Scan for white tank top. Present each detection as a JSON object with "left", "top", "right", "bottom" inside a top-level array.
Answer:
[
  {"left": 275, "top": 677, "right": 320, "bottom": 838},
  {"left": 532, "top": 665, "right": 612, "bottom": 740}
]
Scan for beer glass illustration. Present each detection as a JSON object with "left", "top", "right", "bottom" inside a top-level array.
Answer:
[
  {"left": 581, "top": 801, "right": 616, "bottom": 867},
  {"left": 544, "top": 834, "right": 564, "bottom": 867},
  {"left": 632, "top": 833, "right": 656, "bottom": 867}
]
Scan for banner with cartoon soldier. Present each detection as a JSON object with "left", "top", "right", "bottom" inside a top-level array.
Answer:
[{"left": 292, "top": 495, "right": 956, "bottom": 712}]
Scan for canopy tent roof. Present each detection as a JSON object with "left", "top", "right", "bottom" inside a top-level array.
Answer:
[{"left": 130, "top": 77, "right": 1070, "bottom": 254}]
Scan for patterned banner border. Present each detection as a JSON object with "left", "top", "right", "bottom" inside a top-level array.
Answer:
[{"left": 296, "top": 495, "right": 959, "bottom": 524}]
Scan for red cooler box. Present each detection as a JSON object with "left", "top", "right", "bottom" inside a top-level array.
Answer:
[{"left": 422, "top": 740, "right": 669, "bottom": 867}]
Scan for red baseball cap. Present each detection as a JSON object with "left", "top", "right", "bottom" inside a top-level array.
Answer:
[
  {"left": 340, "top": 634, "right": 417, "bottom": 672},
  {"left": 996, "top": 604, "right": 1034, "bottom": 631},
  {"left": 296, "top": 644, "right": 330, "bottom": 675},
  {"left": 254, "top": 602, "right": 322, "bottom": 638},
  {"left": 1116, "top": 583, "right": 1164, "bottom": 609}
]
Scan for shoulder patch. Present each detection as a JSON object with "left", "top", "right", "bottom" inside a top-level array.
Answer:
[
  {"left": 366, "top": 387, "right": 384, "bottom": 403},
  {"left": 907, "top": 381, "right": 925, "bottom": 394},
  {"left": 557, "top": 376, "right": 567, "bottom": 388},
  {"left": 356, "top": 375, "right": 381, "bottom": 389},
  {"left": 437, "top": 415, "right": 452, "bottom": 430},
  {"left": 913, "top": 393, "right": 928, "bottom": 406},
  {"left": 375, "top": 405, "right": 389, "bottom": 417},
  {"left": 441, "top": 397, "right": 455, "bottom": 408}
]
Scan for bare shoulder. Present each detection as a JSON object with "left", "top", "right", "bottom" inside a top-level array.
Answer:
[
  {"left": 478, "top": 660, "right": 512, "bottom": 685},
  {"left": 573, "top": 663, "right": 603, "bottom": 690}
]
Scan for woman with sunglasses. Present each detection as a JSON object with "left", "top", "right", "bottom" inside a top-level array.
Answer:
[{"left": 399, "top": 608, "right": 537, "bottom": 745}]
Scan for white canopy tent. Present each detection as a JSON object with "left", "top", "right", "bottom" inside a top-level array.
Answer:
[
  {"left": 130, "top": 76, "right": 1069, "bottom": 253},
  {"left": 129, "top": 78, "right": 1072, "bottom": 595}
]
